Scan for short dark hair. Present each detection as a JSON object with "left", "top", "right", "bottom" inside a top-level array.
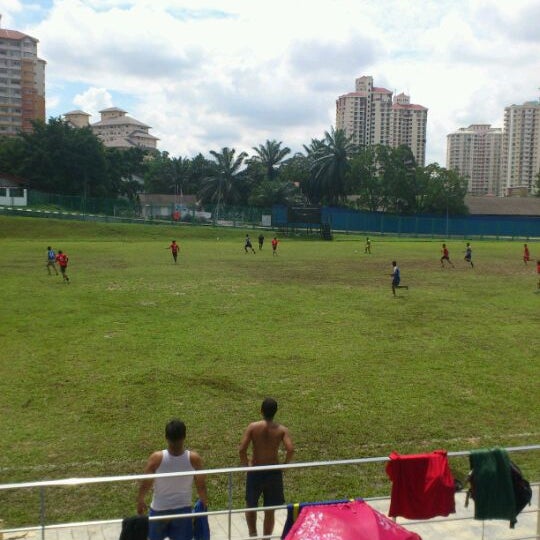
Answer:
[
  {"left": 165, "top": 419, "right": 186, "bottom": 442},
  {"left": 392, "top": 261, "right": 397, "bottom": 266},
  {"left": 261, "top": 398, "right": 278, "bottom": 420}
]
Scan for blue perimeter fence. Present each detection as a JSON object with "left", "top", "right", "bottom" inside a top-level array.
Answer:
[
  {"left": 272, "top": 205, "right": 540, "bottom": 239},
  {"left": 1, "top": 195, "right": 539, "bottom": 239}
]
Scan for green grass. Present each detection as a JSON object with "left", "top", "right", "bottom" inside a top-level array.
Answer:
[{"left": 0, "top": 215, "right": 539, "bottom": 527}]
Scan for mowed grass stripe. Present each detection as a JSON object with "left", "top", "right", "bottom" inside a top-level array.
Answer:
[{"left": 0, "top": 216, "right": 538, "bottom": 525}]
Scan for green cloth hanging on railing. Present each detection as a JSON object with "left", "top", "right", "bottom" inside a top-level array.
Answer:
[{"left": 469, "top": 448, "right": 517, "bottom": 527}]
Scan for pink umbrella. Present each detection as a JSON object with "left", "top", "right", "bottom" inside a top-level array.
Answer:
[{"left": 284, "top": 500, "right": 422, "bottom": 540}]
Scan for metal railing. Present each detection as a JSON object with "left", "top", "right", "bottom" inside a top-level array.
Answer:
[{"left": 1, "top": 444, "right": 539, "bottom": 540}]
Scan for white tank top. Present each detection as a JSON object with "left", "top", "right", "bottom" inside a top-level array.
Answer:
[{"left": 151, "top": 449, "right": 194, "bottom": 510}]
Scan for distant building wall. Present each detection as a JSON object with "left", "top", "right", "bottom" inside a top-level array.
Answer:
[{"left": 0, "top": 185, "right": 27, "bottom": 206}]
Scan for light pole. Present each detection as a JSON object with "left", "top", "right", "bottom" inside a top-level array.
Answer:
[
  {"left": 446, "top": 196, "right": 449, "bottom": 237},
  {"left": 443, "top": 178, "right": 449, "bottom": 238}
]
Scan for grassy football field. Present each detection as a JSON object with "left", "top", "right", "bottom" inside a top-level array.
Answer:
[{"left": 0, "top": 215, "right": 538, "bottom": 526}]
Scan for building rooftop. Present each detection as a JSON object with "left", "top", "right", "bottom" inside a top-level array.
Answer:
[
  {"left": 0, "top": 172, "right": 29, "bottom": 187},
  {"left": 373, "top": 86, "right": 392, "bottom": 94},
  {"left": 92, "top": 116, "right": 150, "bottom": 129},
  {"left": 64, "top": 110, "right": 91, "bottom": 116},
  {"left": 465, "top": 195, "right": 540, "bottom": 216},
  {"left": 102, "top": 137, "right": 138, "bottom": 149},
  {"left": 0, "top": 29, "right": 38, "bottom": 41},
  {"left": 337, "top": 91, "right": 368, "bottom": 99},
  {"left": 392, "top": 103, "right": 428, "bottom": 111},
  {"left": 129, "top": 129, "right": 159, "bottom": 140},
  {"left": 99, "top": 107, "right": 128, "bottom": 114}
]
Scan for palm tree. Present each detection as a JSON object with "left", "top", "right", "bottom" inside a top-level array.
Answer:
[
  {"left": 248, "top": 179, "right": 299, "bottom": 207},
  {"left": 198, "top": 147, "right": 248, "bottom": 209},
  {"left": 251, "top": 139, "right": 291, "bottom": 181},
  {"left": 307, "top": 128, "right": 356, "bottom": 205}
]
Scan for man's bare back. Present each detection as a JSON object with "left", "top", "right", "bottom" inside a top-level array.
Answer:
[
  {"left": 240, "top": 420, "right": 293, "bottom": 466},
  {"left": 239, "top": 398, "right": 295, "bottom": 537}
]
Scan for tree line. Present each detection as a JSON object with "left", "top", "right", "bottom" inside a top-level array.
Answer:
[{"left": 0, "top": 118, "right": 470, "bottom": 215}]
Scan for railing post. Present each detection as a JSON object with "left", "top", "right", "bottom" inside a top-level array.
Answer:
[
  {"left": 536, "top": 484, "right": 540, "bottom": 539},
  {"left": 228, "top": 471, "right": 233, "bottom": 540},
  {"left": 39, "top": 486, "right": 45, "bottom": 540}
]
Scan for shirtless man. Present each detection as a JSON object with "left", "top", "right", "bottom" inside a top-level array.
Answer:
[{"left": 239, "top": 398, "right": 294, "bottom": 538}]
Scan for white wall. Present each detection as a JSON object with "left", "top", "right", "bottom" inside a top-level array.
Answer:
[{"left": 0, "top": 187, "right": 28, "bottom": 206}]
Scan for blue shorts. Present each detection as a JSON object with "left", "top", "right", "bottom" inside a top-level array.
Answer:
[
  {"left": 392, "top": 278, "right": 400, "bottom": 286},
  {"left": 148, "top": 506, "right": 192, "bottom": 540},
  {"left": 246, "top": 470, "right": 284, "bottom": 507}
]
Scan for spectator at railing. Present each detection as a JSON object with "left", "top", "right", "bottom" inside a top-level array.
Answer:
[{"left": 137, "top": 419, "right": 208, "bottom": 540}]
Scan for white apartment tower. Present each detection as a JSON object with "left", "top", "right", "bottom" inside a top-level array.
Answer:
[
  {"left": 0, "top": 17, "right": 46, "bottom": 135},
  {"left": 446, "top": 124, "right": 503, "bottom": 196},
  {"left": 501, "top": 101, "right": 540, "bottom": 195},
  {"left": 336, "top": 76, "right": 428, "bottom": 165},
  {"left": 391, "top": 93, "right": 428, "bottom": 167}
]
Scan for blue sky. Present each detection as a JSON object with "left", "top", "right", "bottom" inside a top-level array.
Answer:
[{"left": 2, "top": 0, "right": 540, "bottom": 164}]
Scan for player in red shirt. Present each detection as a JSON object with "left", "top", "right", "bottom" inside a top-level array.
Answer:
[
  {"left": 440, "top": 243, "right": 454, "bottom": 268},
  {"left": 168, "top": 240, "right": 179, "bottom": 263},
  {"left": 55, "top": 250, "right": 70, "bottom": 283},
  {"left": 523, "top": 244, "right": 530, "bottom": 264},
  {"left": 271, "top": 237, "right": 279, "bottom": 256}
]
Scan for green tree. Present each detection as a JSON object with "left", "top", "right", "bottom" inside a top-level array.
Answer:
[
  {"left": 279, "top": 153, "right": 311, "bottom": 187},
  {"left": 305, "top": 128, "right": 356, "bottom": 205},
  {"left": 247, "top": 180, "right": 299, "bottom": 207},
  {"left": 187, "top": 153, "right": 216, "bottom": 195},
  {"left": 347, "top": 146, "right": 382, "bottom": 212},
  {"left": 105, "top": 147, "right": 146, "bottom": 200},
  {"left": 418, "top": 163, "right": 468, "bottom": 215},
  {"left": 198, "top": 147, "right": 248, "bottom": 207},
  {"left": 144, "top": 152, "right": 195, "bottom": 199},
  {"left": 0, "top": 135, "right": 25, "bottom": 175},
  {"left": 377, "top": 145, "right": 418, "bottom": 214},
  {"left": 17, "top": 118, "right": 111, "bottom": 197},
  {"left": 250, "top": 139, "right": 291, "bottom": 181}
]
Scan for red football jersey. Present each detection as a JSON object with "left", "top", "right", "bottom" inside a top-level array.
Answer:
[{"left": 56, "top": 253, "right": 69, "bottom": 267}]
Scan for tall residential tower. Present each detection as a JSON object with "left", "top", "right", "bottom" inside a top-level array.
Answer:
[
  {"left": 501, "top": 100, "right": 540, "bottom": 195},
  {"left": 336, "top": 76, "right": 428, "bottom": 165},
  {"left": 0, "top": 18, "right": 46, "bottom": 135},
  {"left": 446, "top": 124, "right": 503, "bottom": 196}
]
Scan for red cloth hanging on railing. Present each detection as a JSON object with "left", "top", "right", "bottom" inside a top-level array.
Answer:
[{"left": 386, "top": 450, "right": 456, "bottom": 519}]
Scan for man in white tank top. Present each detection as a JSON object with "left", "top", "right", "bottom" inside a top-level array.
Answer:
[{"left": 137, "top": 419, "right": 207, "bottom": 540}]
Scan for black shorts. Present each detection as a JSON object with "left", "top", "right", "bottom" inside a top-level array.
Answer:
[
  {"left": 245, "top": 470, "right": 284, "bottom": 507},
  {"left": 392, "top": 278, "right": 400, "bottom": 287},
  {"left": 59, "top": 266, "right": 67, "bottom": 274}
]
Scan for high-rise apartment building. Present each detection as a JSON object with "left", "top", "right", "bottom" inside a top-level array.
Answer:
[
  {"left": 391, "top": 93, "right": 428, "bottom": 167},
  {"left": 336, "top": 76, "right": 428, "bottom": 165},
  {"left": 0, "top": 19, "right": 46, "bottom": 136},
  {"left": 446, "top": 124, "right": 503, "bottom": 196},
  {"left": 501, "top": 100, "right": 540, "bottom": 195}
]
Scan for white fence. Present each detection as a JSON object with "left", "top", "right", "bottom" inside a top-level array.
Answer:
[{"left": 0, "top": 444, "right": 539, "bottom": 540}]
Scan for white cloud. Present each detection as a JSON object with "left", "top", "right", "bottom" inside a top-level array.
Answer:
[
  {"left": 0, "top": 1, "right": 24, "bottom": 26},
  {"left": 14, "top": 0, "right": 540, "bottom": 164},
  {"left": 73, "top": 87, "right": 113, "bottom": 117}
]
